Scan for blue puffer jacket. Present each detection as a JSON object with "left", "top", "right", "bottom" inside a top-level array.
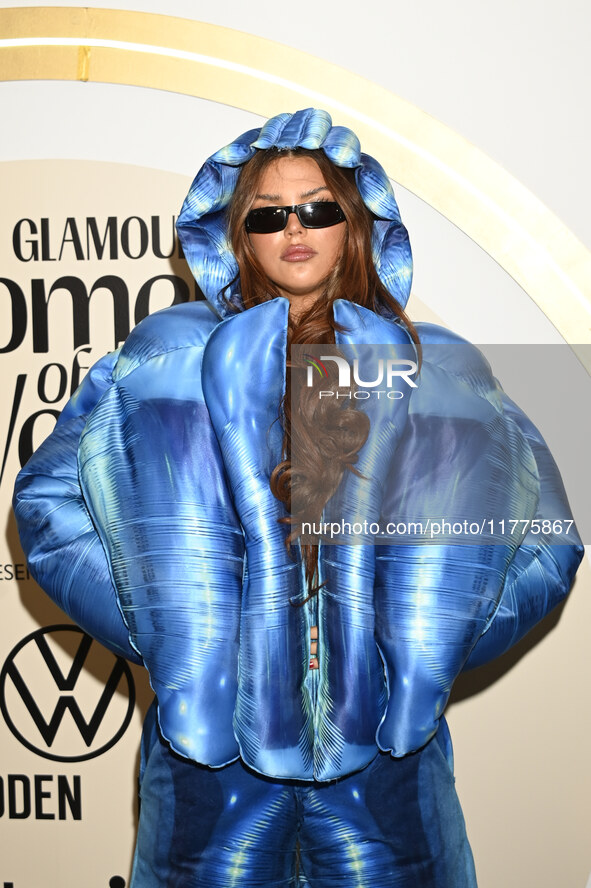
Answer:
[{"left": 13, "top": 109, "right": 583, "bottom": 782}]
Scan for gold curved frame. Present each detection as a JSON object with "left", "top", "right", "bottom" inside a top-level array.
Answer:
[{"left": 1, "top": 7, "right": 590, "bottom": 360}]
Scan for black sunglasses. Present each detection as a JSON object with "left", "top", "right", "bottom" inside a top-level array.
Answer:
[{"left": 245, "top": 201, "right": 346, "bottom": 234}]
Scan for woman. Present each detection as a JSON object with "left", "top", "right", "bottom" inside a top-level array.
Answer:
[{"left": 13, "top": 109, "right": 582, "bottom": 886}]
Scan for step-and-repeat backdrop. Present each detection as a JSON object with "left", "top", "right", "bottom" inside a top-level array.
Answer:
[{"left": 1, "top": 159, "right": 197, "bottom": 886}]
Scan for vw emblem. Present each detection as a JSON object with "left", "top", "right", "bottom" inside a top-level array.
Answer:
[{"left": 0, "top": 625, "right": 135, "bottom": 762}]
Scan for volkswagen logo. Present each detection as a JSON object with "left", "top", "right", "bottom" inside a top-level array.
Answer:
[{"left": 0, "top": 625, "right": 135, "bottom": 762}]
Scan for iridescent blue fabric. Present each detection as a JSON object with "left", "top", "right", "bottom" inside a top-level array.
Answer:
[
  {"left": 13, "top": 109, "right": 582, "bottom": 791},
  {"left": 130, "top": 703, "right": 477, "bottom": 887},
  {"left": 14, "top": 297, "right": 583, "bottom": 780},
  {"left": 14, "top": 349, "right": 139, "bottom": 663}
]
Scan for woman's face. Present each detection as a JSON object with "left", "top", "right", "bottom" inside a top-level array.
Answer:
[{"left": 248, "top": 156, "right": 346, "bottom": 319}]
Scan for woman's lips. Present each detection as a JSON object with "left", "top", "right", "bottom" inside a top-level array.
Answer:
[{"left": 281, "top": 245, "right": 317, "bottom": 261}]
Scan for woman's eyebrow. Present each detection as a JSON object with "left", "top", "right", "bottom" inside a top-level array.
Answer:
[
  {"left": 300, "top": 186, "right": 330, "bottom": 199},
  {"left": 254, "top": 186, "right": 330, "bottom": 202}
]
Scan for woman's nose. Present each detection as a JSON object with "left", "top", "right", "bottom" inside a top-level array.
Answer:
[{"left": 285, "top": 208, "right": 304, "bottom": 235}]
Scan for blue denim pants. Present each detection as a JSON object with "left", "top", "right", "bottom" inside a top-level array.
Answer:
[{"left": 131, "top": 706, "right": 477, "bottom": 887}]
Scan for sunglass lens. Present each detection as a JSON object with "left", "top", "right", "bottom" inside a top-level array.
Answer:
[
  {"left": 299, "top": 202, "right": 345, "bottom": 228},
  {"left": 246, "top": 207, "right": 287, "bottom": 233}
]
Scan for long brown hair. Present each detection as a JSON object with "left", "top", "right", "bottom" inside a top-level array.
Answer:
[{"left": 226, "top": 148, "right": 419, "bottom": 596}]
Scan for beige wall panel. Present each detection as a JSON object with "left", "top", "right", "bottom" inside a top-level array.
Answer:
[{"left": 1, "top": 159, "right": 195, "bottom": 886}]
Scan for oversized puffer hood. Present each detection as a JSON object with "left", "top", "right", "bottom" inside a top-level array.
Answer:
[{"left": 176, "top": 107, "right": 412, "bottom": 316}]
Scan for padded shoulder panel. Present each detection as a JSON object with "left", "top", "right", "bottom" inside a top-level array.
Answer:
[{"left": 114, "top": 301, "right": 220, "bottom": 382}]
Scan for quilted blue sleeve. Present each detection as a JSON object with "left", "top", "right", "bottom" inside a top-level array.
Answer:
[
  {"left": 73, "top": 303, "right": 243, "bottom": 766},
  {"left": 13, "top": 351, "right": 141, "bottom": 662},
  {"left": 371, "top": 322, "right": 582, "bottom": 755},
  {"left": 465, "top": 394, "right": 583, "bottom": 668},
  {"left": 57, "top": 348, "right": 121, "bottom": 424}
]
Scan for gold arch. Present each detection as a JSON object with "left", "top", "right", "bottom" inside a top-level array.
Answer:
[{"left": 1, "top": 6, "right": 590, "bottom": 360}]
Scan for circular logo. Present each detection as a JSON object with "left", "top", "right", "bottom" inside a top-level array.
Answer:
[{"left": 0, "top": 624, "right": 135, "bottom": 762}]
